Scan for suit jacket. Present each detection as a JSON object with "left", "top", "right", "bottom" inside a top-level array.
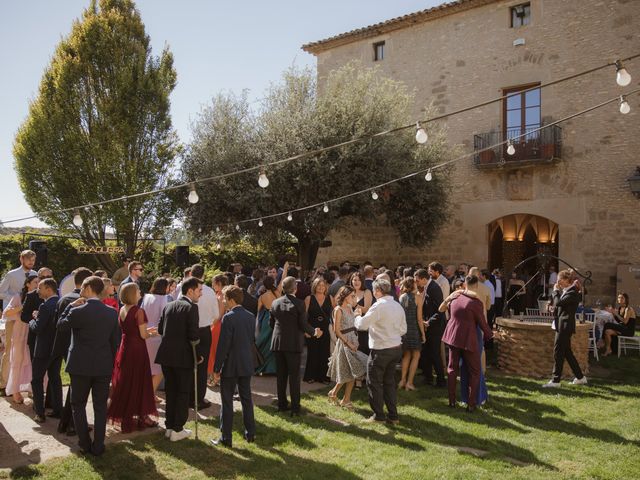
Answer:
[
  {"left": 241, "top": 289, "right": 258, "bottom": 316},
  {"left": 270, "top": 294, "right": 315, "bottom": 353},
  {"left": 442, "top": 294, "right": 493, "bottom": 352},
  {"left": 57, "top": 298, "right": 120, "bottom": 377},
  {"left": 21, "top": 289, "right": 43, "bottom": 324},
  {"left": 552, "top": 286, "right": 580, "bottom": 334},
  {"left": 29, "top": 295, "right": 59, "bottom": 359},
  {"left": 423, "top": 280, "right": 445, "bottom": 332},
  {"left": 50, "top": 289, "right": 81, "bottom": 359},
  {"left": 214, "top": 306, "right": 255, "bottom": 377},
  {"left": 155, "top": 296, "right": 200, "bottom": 369}
]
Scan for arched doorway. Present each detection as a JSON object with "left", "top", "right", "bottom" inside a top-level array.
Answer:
[{"left": 488, "top": 214, "right": 559, "bottom": 305}]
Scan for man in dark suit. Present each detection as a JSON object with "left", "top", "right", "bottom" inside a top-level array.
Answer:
[
  {"left": 234, "top": 274, "right": 257, "bottom": 316},
  {"left": 211, "top": 285, "right": 256, "bottom": 448},
  {"left": 50, "top": 267, "right": 93, "bottom": 434},
  {"left": 29, "top": 278, "right": 60, "bottom": 422},
  {"left": 415, "top": 269, "right": 446, "bottom": 387},
  {"left": 155, "top": 277, "right": 202, "bottom": 442},
  {"left": 543, "top": 270, "right": 588, "bottom": 388},
  {"left": 57, "top": 276, "right": 120, "bottom": 456},
  {"left": 441, "top": 276, "right": 493, "bottom": 412},
  {"left": 270, "top": 277, "right": 321, "bottom": 416}
]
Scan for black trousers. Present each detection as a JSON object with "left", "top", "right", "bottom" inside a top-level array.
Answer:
[
  {"left": 47, "top": 355, "right": 64, "bottom": 414},
  {"left": 58, "top": 387, "right": 75, "bottom": 433},
  {"left": 552, "top": 330, "right": 583, "bottom": 382},
  {"left": 191, "top": 327, "right": 212, "bottom": 405},
  {"left": 367, "top": 346, "right": 402, "bottom": 421},
  {"left": 162, "top": 365, "right": 192, "bottom": 432},
  {"left": 421, "top": 328, "right": 445, "bottom": 385},
  {"left": 31, "top": 356, "right": 62, "bottom": 416},
  {"left": 70, "top": 374, "right": 110, "bottom": 455},
  {"left": 220, "top": 375, "right": 255, "bottom": 444},
  {"left": 274, "top": 351, "right": 301, "bottom": 412}
]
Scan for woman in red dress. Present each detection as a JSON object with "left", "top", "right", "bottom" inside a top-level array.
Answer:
[{"left": 107, "top": 283, "right": 158, "bottom": 432}]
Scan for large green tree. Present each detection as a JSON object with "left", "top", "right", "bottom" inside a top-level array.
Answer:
[
  {"left": 14, "top": 0, "right": 179, "bottom": 271},
  {"left": 182, "top": 64, "right": 453, "bottom": 272}
]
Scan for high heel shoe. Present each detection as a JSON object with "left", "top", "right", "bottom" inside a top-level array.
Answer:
[
  {"left": 328, "top": 392, "right": 339, "bottom": 405},
  {"left": 340, "top": 401, "right": 354, "bottom": 410},
  {"left": 405, "top": 384, "right": 416, "bottom": 391}
]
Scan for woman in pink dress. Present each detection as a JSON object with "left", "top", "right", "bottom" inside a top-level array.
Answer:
[
  {"left": 141, "top": 278, "right": 168, "bottom": 401},
  {"left": 107, "top": 283, "right": 158, "bottom": 433},
  {"left": 4, "top": 275, "right": 38, "bottom": 403}
]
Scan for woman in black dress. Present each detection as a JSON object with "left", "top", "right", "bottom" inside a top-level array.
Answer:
[
  {"left": 303, "top": 277, "right": 332, "bottom": 383},
  {"left": 350, "top": 272, "right": 373, "bottom": 355}
]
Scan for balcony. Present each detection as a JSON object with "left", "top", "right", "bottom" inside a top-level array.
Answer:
[{"left": 474, "top": 125, "right": 562, "bottom": 169}]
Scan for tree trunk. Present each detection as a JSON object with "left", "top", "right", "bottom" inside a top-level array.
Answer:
[{"left": 297, "top": 235, "right": 321, "bottom": 277}]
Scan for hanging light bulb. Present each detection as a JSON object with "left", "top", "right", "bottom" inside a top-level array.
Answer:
[
  {"left": 619, "top": 95, "right": 631, "bottom": 114},
  {"left": 506, "top": 140, "right": 516, "bottom": 156},
  {"left": 615, "top": 60, "right": 632, "bottom": 87},
  {"left": 188, "top": 184, "right": 199, "bottom": 204},
  {"left": 215, "top": 226, "right": 220, "bottom": 233},
  {"left": 72, "top": 210, "right": 83, "bottom": 227},
  {"left": 258, "top": 218, "right": 264, "bottom": 227},
  {"left": 235, "top": 224, "right": 240, "bottom": 232},
  {"left": 287, "top": 212, "right": 293, "bottom": 222},
  {"left": 371, "top": 190, "right": 379, "bottom": 200},
  {"left": 216, "top": 242, "right": 222, "bottom": 250},
  {"left": 415, "top": 122, "right": 428, "bottom": 144},
  {"left": 323, "top": 203, "right": 329, "bottom": 213},
  {"left": 258, "top": 169, "right": 270, "bottom": 188},
  {"left": 198, "top": 227, "right": 202, "bottom": 233},
  {"left": 424, "top": 168, "right": 433, "bottom": 182}
]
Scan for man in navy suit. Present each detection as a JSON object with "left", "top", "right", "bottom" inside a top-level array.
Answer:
[
  {"left": 57, "top": 276, "right": 120, "bottom": 456},
  {"left": 29, "top": 278, "right": 59, "bottom": 423},
  {"left": 415, "top": 269, "right": 446, "bottom": 387},
  {"left": 211, "top": 285, "right": 256, "bottom": 448}
]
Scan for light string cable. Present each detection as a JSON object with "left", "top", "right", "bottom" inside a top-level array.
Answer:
[
  {"left": 223, "top": 88, "right": 640, "bottom": 228},
  {"left": 1, "top": 53, "right": 638, "bottom": 224}
]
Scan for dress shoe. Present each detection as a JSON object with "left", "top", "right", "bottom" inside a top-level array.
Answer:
[
  {"left": 46, "top": 411, "right": 62, "bottom": 419},
  {"left": 210, "top": 437, "right": 232, "bottom": 448},
  {"left": 363, "top": 414, "right": 386, "bottom": 424},
  {"left": 244, "top": 434, "right": 255, "bottom": 443},
  {"left": 290, "top": 410, "right": 300, "bottom": 417},
  {"left": 386, "top": 418, "right": 400, "bottom": 426},
  {"left": 276, "top": 405, "right": 290, "bottom": 413},
  {"left": 466, "top": 405, "right": 476, "bottom": 413},
  {"left": 165, "top": 429, "right": 173, "bottom": 439},
  {"left": 33, "top": 414, "right": 46, "bottom": 424},
  {"left": 170, "top": 429, "right": 192, "bottom": 442}
]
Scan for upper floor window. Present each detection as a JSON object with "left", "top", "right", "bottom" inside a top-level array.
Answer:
[
  {"left": 511, "top": 3, "right": 531, "bottom": 28},
  {"left": 373, "top": 41, "right": 385, "bottom": 61}
]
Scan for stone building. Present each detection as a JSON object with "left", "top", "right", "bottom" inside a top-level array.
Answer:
[{"left": 302, "top": 0, "right": 640, "bottom": 304}]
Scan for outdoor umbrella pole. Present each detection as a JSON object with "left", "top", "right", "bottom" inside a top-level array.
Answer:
[{"left": 190, "top": 340, "right": 199, "bottom": 440}]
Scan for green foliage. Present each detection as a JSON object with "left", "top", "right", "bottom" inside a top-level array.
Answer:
[
  {"left": 182, "top": 63, "right": 453, "bottom": 271},
  {"left": 13, "top": 0, "right": 179, "bottom": 271}
]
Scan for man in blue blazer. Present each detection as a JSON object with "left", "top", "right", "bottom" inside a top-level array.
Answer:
[
  {"left": 57, "top": 276, "right": 120, "bottom": 456},
  {"left": 29, "top": 278, "right": 59, "bottom": 423},
  {"left": 211, "top": 286, "right": 256, "bottom": 448}
]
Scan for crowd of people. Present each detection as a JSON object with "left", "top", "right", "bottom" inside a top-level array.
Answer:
[{"left": 0, "top": 250, "right": 635, "bottom": 455}]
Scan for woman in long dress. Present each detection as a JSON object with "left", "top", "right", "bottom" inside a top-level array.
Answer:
[
  {"left": 107, "top": 283, "right": 158, "bottom": 433},
  {"left": 4, "top": 275, "right": 38, "bottom": 403},
  {"left": 207, "top": 274, "right": 228, "bottom": 384},
  {"left": 327, "top": 286, "right": 368, "bottom": 409},
  {"left": 141, "top": 278, "right": 168, "bottom": 400},
  {"left": 255, "top": 276, "right": 279, "bottom": 375},
  {"left": 303, "top": 278, "right": 332, "bottom": 383}
]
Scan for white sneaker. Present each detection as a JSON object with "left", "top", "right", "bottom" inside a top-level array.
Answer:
[
  {"left": 165, "top": 429, "right": 173, "bottom": 438},
  {"left": 542, "top": 380, "right": 561, "bottom": 388},
  {"left": 571, "top": 376, "right": 588, "bottom": 385},
  {"left": 170, "top": 429, "right": 192, "bottom": 442}
]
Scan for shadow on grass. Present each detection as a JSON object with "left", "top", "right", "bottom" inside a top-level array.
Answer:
[{"left": 488, "top": 376, "right": 617, "bottom": 401}]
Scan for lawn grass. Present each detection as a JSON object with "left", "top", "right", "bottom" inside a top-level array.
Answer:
[{"left": 5, "top": 355, "right": 640, "bottom": 480}]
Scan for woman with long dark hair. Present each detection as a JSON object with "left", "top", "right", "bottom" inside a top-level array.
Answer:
[
  {"left": 255, "top": 276, "right": 279, "bottom": 374},
  {"left": 602, "top": 293, "right": 636, "bottom": 356},
  {"left": 303, "top": 278, "right": 331, "bottom": 383}
]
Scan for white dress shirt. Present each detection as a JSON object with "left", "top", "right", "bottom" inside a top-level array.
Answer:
[
  {"left": 434, "top": 274, "right": 450, "bottom": 298},
  {"left": 0, "top": 267, "right": 36, "bottom": 302},
  {"left": 495, "top": 278, "right": 503, "bottom": 298},
  {"left": 354, "top": 295, "right": 406, "bottom": 350},
  {"left": 196, "top": 284, "right": 219, "bottom": 328},
  {"left": 484, "top": 280, "right": 496, "bottom": 305}
]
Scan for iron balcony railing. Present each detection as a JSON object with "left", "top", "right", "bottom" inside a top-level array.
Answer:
[{"left": 474, "top": 125, "right": 562, "bottom": 166}]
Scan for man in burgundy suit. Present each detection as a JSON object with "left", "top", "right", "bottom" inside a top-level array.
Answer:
[{"left": 441, "top": 275, "right": 493, "bottom": 412}]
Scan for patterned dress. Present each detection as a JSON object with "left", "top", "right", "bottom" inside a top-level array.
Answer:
[
  {"left": 400, "top": 292, "right": 421, "bottom": 350},
  {"left": 327, "top": 307, "right": 368, "bottom": 384}
]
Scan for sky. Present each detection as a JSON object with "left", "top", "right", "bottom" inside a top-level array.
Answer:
[{"left": 0, "top": 0, "right": 443, "bottom": 227}]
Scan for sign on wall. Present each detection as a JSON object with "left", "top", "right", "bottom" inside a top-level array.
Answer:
[{"left": 77, "top": 245, "right": 126, "bottom": 255}]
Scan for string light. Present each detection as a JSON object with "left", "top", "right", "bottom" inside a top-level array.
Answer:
[
  {"left": 615, "top": 60, "right": 632, "bottom": 87},
  {"left": 198, "top": 227, "right": 202, "bottom": 233},
  {"left": 371, "top": 190, "right": 379, "bottom": 200},
  {"left": 258, "top": 218, "right": 264, "bottom": 227},
  {"left": 188, "top": 184, "right": 199, "bottom": 204},
  {"left": 72, "top": 210, "right": 83, "bottom": 227},
  {"left": 235, "top": 224, "right": 240, "bottom": 231},
  {"left": 620, "top": 95, "right": 631, "bottom": 114},
  {"left": 215, "top": 226, "right": 220, "bottom": 233},
  {"left": 216, "top": 242, "right": 221, "bottom": 250},
  {"left": 258, "top": 170, "right": 270, "bottom": 188},
  {"left": 287, "top": 212, "right": 293, "bottom": 221},
  {"left": 323, "top": 203, "right": 329, "bottom": 213},
  {"left": 506, "top": 140, "right": 516, "bottom": 156},
  {"left": 424, "top": 168, "right": 433, "bottom": 182},
  {"left": 415, "top": 122, "right": 428, "bottom": 144}
]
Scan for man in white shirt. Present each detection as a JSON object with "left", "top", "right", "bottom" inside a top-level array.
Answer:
[
  {"left": 354, "top": 279, "right": 406, "bottom": 425},
  {"left": 0, "top": 249, "right": 37, "bottom": 394},
  {"left": 189, "top": 264, "right": 219, "bottom": 410},
  {"left": 428, "top": 262, "right": 450, "bottom": 298},
  {"left": 492, "top": 269, "right": 503, "bottom": 317}
]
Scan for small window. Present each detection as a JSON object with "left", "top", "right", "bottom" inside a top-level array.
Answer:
[
  {"left": 373, "top": 41, "right": 385, "bottom": 61},
  {"left": 511, "top": 3, "right": 531, "bottom": 28}
]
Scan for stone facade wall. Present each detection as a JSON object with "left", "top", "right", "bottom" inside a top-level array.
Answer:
[
  {"left": 495, "top": 317, "right": 590, "bottom": 378},
  {"left": 309, "top": 0, "right": 640, "bottom": 305}
]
